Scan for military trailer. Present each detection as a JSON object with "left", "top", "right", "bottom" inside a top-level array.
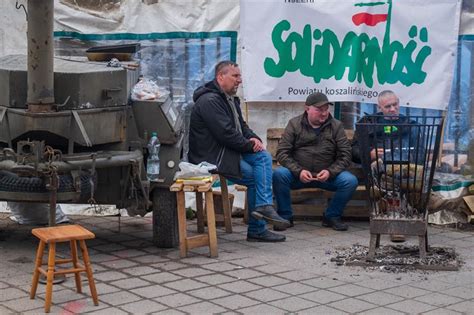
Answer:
[{"left": 0, "top": 0, "right": 183, "bottom": 248}]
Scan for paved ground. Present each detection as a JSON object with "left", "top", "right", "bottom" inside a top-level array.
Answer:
[{"left": 0, "top": 213, "right": 473, "bottom": 314}]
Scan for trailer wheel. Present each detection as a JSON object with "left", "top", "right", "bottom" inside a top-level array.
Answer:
[
  {"left": 152, "top": 187, "right": 179, "bottom": 248},
  {"left": 0, "top": 170, "right": 95, "bottom": 199}
]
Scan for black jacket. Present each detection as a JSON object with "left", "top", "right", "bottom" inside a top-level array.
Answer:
[
  {"left": 352, "top": 113, "right": 422, "bottom": 164},
  {"left": 188, "top": 80, "right": 259, "bottom": 179}
]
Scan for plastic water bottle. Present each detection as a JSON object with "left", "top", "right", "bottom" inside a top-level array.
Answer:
[{"left": 147, "top": 132, "right": 160, "bottom": 181}]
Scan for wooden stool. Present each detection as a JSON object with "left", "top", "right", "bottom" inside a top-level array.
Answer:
[
  {"left": 171, "top": 176, "right": 223, "bottom": 258},
  {"left": 235, "top": 184, "right": 249, "bottom": 224},
  {"left": 30, "top": 225, "right": 99, "bottom": 313}
]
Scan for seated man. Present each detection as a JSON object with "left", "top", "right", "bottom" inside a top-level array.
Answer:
[
  {"left": 188, "top": 60, "right": 290, "bottom": 243},
  {"left": 352, "top": 90, "right": 422, "bottom": 242},
  {"left": 273, "top": 92, "right": 358, "bottom": 231}
]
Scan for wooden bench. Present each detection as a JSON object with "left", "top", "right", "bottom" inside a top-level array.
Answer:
[{"left": 267, "top": 128, "right": 369, "bottom": 219}]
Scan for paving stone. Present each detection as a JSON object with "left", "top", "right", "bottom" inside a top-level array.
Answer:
[
  {"left": 1, "top": 296, "right": 46, "bottom": 312},
  {"left": 155, "top": 261, "right": 189, "bottom": 271},
  {"left": 0, "top": 281, "right": 9, "bottom": 289},
  {"left": 387, "top": 300, "right": 437, "bottom": 313},
  {"left": 272, "top": 282, "right": 318, "bottom": 295},
  {"left": 328, "top": 284, "right": 374, "bottom": 297},
  {"left": 131, "top": 254, "right": 170, "bottom": 264},
  {"left": 269, "top": 296, "right": 319, "bottom": 312},
  {"left": 86, "top": 306, "right": 129, "bottom": 314},
  {"left": 441, "top": 286, "right": 474, "bottom": 300},
  {"left": 299, "top": 289, "right": 346, "bottom": 304},
  {"left": 436, "top": 271, "right": 474, "bottom": 287},
  {"left": 122, "top": 266, "right": 160, "bottom": 276},
  {"left": 301, "top": 276, "right": 346, "bottom": 289},
  {"left": 296, "top": 305, "right": 347, "bottom": 314},
  {"left": 0, "top": 288, "right": 25, "bottom": 301},
  {"left": 357, "top": 291, "right": 405, "bottom": 305},
  {"left": 276, "top": 269, "right": 321, "bottom": 281},
  {"left": 109, "top": 277, "right": 152, "bottom": 289},
  {"left": 230, "top": 257, "right": 267, "bottom": 268},
  {"left": 212, "top": 294, "right": 260, "bottom": 310},
  {"left": 414, "top": 292, "right": 464, "bottom": 307},
  {"left": 132, "top": 284, "right": 177, "bottom": 299},
  {"left": 217, "top": 280, "right": 263, "bottom": 293},
  {"left": 99, "top": 259, "right": 138, "bottom": 269},
  {"left": 409, "top": 279, "right": 457, "bottom": 292},
  {"left": 91, "top": 243, "right": 127, "bottom": 252},
  {"left": 118, "top": 300, "right": 167, "bottom": 313},
  {"left": 446, "top": 300, "right": 474, "bottom": 313},
  {"left": 111, "top": 249, "right": 147, "bottom": 259},
  {"left": 98, "top": 291, "right": 142, "bottom": 305},
  {"left": 239, "top": 303, "right": 287, "bottom": 314},
  {"left": 60, "top": 299, "right": 108, "bottom": 313},
  {"left": 92, "top": 282, "right": 121, "bottom": 294},
  {"left": 356, "top": 278, "right": 405, "bottom": 290},
  {"left": 328, "top": 297, "right": 377, "bottom": 313},
  {"left": 247, "top": 275, "right": 290, "bottom": 287},
  {"left": 362, "top": 307, "right": 406, "bottom": 314},
  {"left": 195, "top": 274, "right": 236, "bottom": 285},
  {"left": 150, "top": 309, "right": 186, "bottom": 315},
  {"left": 154, "top": 292, "right": 201, "bottom": 308},
  {"left": 177, "top": 301, "right": 227, "bottom": 314},
  {"left": 200, "top": 262, "right": 240, "bottom": 272},
  {"left": 37, "top": 288, "right": 85, "bottom": 305},
  {"left": 140, "top": 272, "right": 182, "bottom": 284},
  {"left": 89, "top": 253, "right": 120, "bottom": 263},
  {"left": 224, "top": 268, "right": 266, "bottom": 280},
  {"left": 163, "top": 279, "right": 208, "bottom": 291},
  {"left": 384, "top": 285, "right": 431, "bottom": 298},
  {"left": 422, "top": 308, "right": 463, "bottom": 315},
  {"left": 171, "top": 267, "right": 214, "bottom": 278},
  {"left": 179, "top": 256, "right": 220, "bottom": 265},
  {"left": 187, "top": 286, "right": 231, "bottom": 299},
  {"left": 243, "top": 287, "right": 290, "bottom": 302},
  {"left": 93, "top": 271, "right": 129, "bottom": 282}
]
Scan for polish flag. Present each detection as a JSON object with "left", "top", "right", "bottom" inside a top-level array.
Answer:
[{"left": 352, "top": 2, "right": 389, "bottom": 27}]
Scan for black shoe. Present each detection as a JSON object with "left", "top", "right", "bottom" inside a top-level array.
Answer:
[
  {"left": 247, "top": 230, "right": 286, "bottom": 242},
  {"left": 273, "top": 220, "right": 294, "bottom": 231},
  {"left": 322, "top": 216, "right": 348, "bottom": 231},
  {"left": 251, "top": 205, "right": 291, "bottom": 229}
]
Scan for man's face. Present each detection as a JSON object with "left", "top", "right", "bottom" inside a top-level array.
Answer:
[
  {"left": 305, "top": 104, "right": 329, "bottom": 127},
  {"left": 217, "top": 65, "right": 242, "bottom": 95},
  {"left": 378, "top": 94, "right": 400, "bottom": 119}
]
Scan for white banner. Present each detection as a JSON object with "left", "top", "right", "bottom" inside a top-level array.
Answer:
[{"left": 240, "top": 0, "right": 462, "bottom": 110}]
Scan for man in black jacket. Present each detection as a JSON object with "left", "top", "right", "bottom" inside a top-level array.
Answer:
[{"left": 189, "top": 61, "right": 290, "bottom": 242}]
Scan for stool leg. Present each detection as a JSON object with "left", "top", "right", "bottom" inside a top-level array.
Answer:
[
  {"left": 30, "top": 240, "right": 46, "bottom": 299},
  {"left": 219, "top": 176, "right": 233, "bottom": 233},
  {"left": 205, "top": 191, "right": 218, "bottom": 258},
  {"left": 70, "top": 240, "right": 82, "bottom": 293},
  {"left": 44, "top": 242, "right": 56, "bottom": 313},
  {"left": 176, "top": 191, "right": 188, "bottom": 258},
  {"left": 79, "top": 240, "right": 99, "bottom": 306},
  {"left": 196, "top": 192, "right": 204, "bottom": 233}
]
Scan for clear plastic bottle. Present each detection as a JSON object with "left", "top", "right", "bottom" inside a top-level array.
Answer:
[{"left": 147, "top": 132, "right": 160, "bottom": 181}]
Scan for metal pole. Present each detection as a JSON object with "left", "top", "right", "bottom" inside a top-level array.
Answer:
[{"left": 27, "top": 0, "right": 55, "bottom": 110}]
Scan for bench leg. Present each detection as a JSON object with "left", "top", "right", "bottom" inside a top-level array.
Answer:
[
  {"left": 30, "top": 240, "right": 46, "bottom": 299},
  {"left": 205, "top": 191, "right": 218, "bottom": 258},
  {"left": 70, "top": 240, "right": 82, "bottom": 293},
  {"left": 176, "top": 191, "right": 188, "bottom": 258},
  {"left": 79, "top": 240, "right": 99, "bottom": 306},
  {"left": 44, "top": 242, "right": 56, "bottom": 313}
]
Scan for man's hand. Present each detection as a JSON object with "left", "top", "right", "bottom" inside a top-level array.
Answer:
[
  {"left": 299, "top": 170, "right": 314, "bottom": 183},
  {"left": 315, "top": 169, "right": 330, "bottom": 182},
  {"left": 249, "top": 138, "right": 265, "bottom": 152},
  {"left": 370, "top": 148, "right": 385, "bottom": 161}
]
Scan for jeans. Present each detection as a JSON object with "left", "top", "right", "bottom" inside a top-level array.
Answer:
[
  {"left": 232, "top": 151, "right": 273, "bottom": 235},
  {"left": 273, "top": 167, "right": 358, "bottom": 220}
]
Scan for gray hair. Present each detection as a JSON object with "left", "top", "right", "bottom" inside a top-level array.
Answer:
[{"left": 215, "top": 60, "right": 239, "bottom": 77}]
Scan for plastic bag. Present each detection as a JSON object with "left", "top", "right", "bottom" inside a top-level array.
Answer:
[
  {"left": 8, "top": 202, "right": 69, "bottom": 225},
  {"left": 174, "top": 161, "right": 217, "bottom": 180},
  {"left": 131, "top": 77, "right": 170, "bottom": 101}
]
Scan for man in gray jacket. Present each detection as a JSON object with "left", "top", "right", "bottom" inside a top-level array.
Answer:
[{"left": 273, "top": 92, "right": 358, "bottom": 231}]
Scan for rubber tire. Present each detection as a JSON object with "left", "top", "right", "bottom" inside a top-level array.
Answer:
[
  {"left": 0, "top": 170, "right": 95, "bottom": 200},
  {"left": 152, "top": 187, "right": 179, "bottom": 248}
]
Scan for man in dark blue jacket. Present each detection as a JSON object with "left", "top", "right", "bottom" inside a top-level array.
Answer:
[{"left": 189, "top": 61, "right": 290, "bottom": 242}]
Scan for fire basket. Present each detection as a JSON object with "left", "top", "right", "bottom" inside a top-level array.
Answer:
[{"left": 356, "top": 115, "right": 444, "bottom": 259}]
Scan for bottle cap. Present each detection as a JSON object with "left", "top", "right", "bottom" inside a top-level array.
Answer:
[{"left": 151, "top": 132, "right": 158, "bottom": 137}]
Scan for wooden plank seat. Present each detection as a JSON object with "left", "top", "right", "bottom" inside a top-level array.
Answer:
[{"left": 30, "top": 224, "right": 99, "bottom": 313}]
